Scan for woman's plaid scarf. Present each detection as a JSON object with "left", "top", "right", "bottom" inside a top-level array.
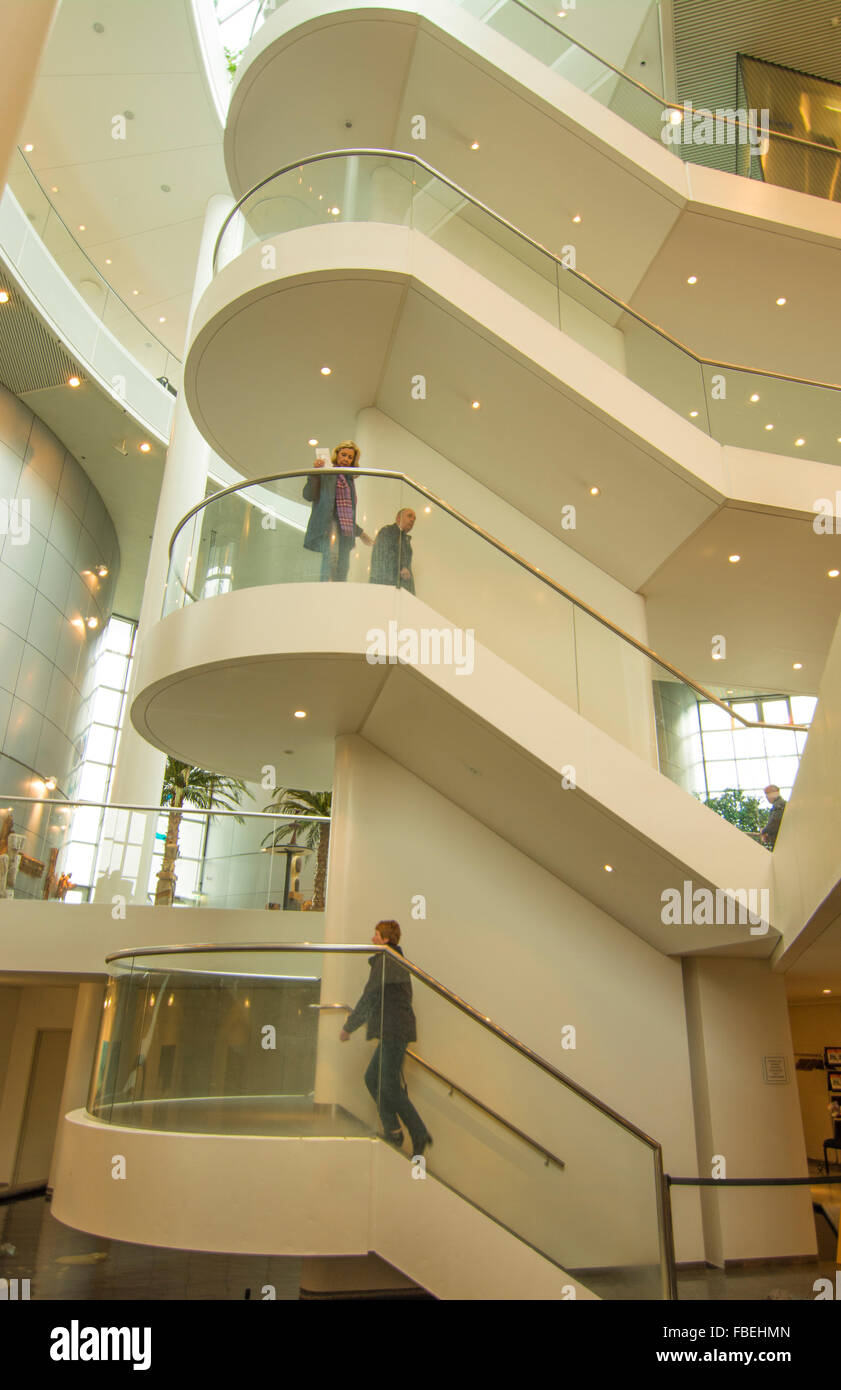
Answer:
[{"left": 335, "top": 473, "right": 355, "bottom": 536}]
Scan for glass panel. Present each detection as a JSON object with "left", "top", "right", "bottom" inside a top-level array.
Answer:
[{"left": 87, "top": 946, "right": 670, "bottom": 1300}]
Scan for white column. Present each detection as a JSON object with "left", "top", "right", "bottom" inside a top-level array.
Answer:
[
  {"left": 48, "top": 983, "right": 105, "bottom": 1191},
  {"left": 0, "top": 1, "right": 60, "bottom": 191},
  {"left": 110, "top": 193, "right": 236, "bottom": 810}
]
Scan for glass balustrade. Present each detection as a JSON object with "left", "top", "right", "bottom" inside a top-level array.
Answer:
[
  {"left": 214, "top": 152, "right": 841, "bottom": 465},
  {"left": 88, "top": 943, "right": 673, "bottom": 1299},
  {"left": 163, "top": 469, "right": 808, "bottom": 792},
  {"left": 0, "top": 796, "right": 327, "bottom": 913},
  {"left": 4, "top": 150, "right": 182, "bottom": 392}
]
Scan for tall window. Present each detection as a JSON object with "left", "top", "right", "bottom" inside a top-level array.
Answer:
[{"left": 696, "top": 695, "right": 816, "bottom": 800}]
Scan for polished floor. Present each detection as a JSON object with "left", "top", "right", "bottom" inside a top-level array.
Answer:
[{"left": 0, "top": 1188, "right": 836, "bottom": 1301}]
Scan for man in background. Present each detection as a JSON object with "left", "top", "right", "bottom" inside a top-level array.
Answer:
[
  {"left": 761, "top": 785, "right": 787, "bottom": 850},
  {"left": 370, "top": 508, "right": 416, "bottom": 594}
]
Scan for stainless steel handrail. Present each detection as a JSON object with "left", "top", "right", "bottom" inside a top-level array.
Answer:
[
  {"left": 14, "top": 149, "right": 180, "bottom": 370},
  {"left": 405, "top": 1046, "right": 565, "bottom": 1170},
  {"left": 167, "top": 466, "right": 809, "bottom": 734},
  {"left": 103, "top": 941, "right": 662, "bottom": 1149},
  {"left": 0, "top": 796, "right": 329, "bottom": 822},
  {"left": 103, "top": 939, "right": 675, "bottom": 1296},
  {"left": 211, "top": 148, "right": 841, "bottom": 394}
]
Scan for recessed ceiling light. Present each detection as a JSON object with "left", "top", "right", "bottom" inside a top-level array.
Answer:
[
  {"left": 51, "top": 185, "right": 58, "bottom": 193},
  {"left": 795, "top": 438, "right": 805, "bottom": 447},
  {"left": 604, "top": 864, "right": 614, "bottom": 872},
  {"left": 97, "top": 565, "right": 109, "bottom": 578},
  {"left": 669, "top": 109, "right": 682, "bottom": 125},
  {"left": 424, "top": 506, "right": 431, "bottom": 513},
  {"left": 308, "top": 438, "right": 318, "bottom": 446},
  {"left": 471, "top": 400, "right": 480, "bottom": 409},
  {"left": 139, "top": 442, "right": 151, "bottom": 453},
  {"left": 765, "top": 423, "right": 774, "bottom": 431},
  {"left": 712, "top": 652, "right": 724, "bottom": 661},
  {"left": 87, "top": 617, "right": 99, "bottom": 630},
  {"left": 78, "top": 224, "right": 86, "bottom": 232},
  {"left": 470, "top": 141, "right": 480, "bottom": 150},
  {"left": 320, "top": 366, "right": 331, "bottom": 375},
  {"left": 823, "top": 988, "right": 832, "bottom": 994},
  {"left": 132, "top": 289, "right": 139, "bottom": 296},
  {"left": 572, "top": 214, "right": 582, "bottom": 223},
  {"left": 726, "top": 689, "right": 735, "bottom": 695},
  {"left": 589, "top": 485, "right": 600, "bottom": 496},
  {"left": 68, "top": 375, "right": 81, "bottom": 388},
  {"left": 0, "top": 291, "right": 9, "bottom": 304},
  {"left": 161, "top": 184, "right": 171, "bottom": 193},
  {"left": 44, "top": 776, "right": 57, "bottom": 791},
  {"left": 105, "top": 258, "right": 112, "bottom": 265},
  {"left": 687, "top": 275, "right": 698, "bottom": 284},
  {"left": 329, "top": 206, "right": 340, "bottom": 215},
  {"left": 689, "top": 410, "right": 699, "bottom": 418},
  {"left": 749, "top": 393, "right": 760, "bottom": 402},
  {"left": 23, "top": 143, "right": 34, "bottom": 153},
  {"left": 776, "top": 296, "right": 787, "bottom": 306},
  {"left": 828, "top": 569, "right": 840, "bottom": 578},
  {"left": 793, "top": 662, "right": 803, "bottom": 670},
  {"left": 293, "top": 710, "right": 307, "bottom": 718},
  {"left": 70, "top": 617, "right": 85, "bottom": 632},
  {"left": 729, "top": 554, "right": 741, "bottom": 563}
]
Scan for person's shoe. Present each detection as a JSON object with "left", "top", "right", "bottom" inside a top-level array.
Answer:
[
  {"left": 412, "top": 1133, "right": 433, "bottom": 1158},
  {"left": 384, "top": 1128, "right": 404, "bottom": 1147}
]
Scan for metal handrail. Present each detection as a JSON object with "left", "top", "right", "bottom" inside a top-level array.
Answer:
[
  {"left": 405, "top": 1046, "right": 565, "bottom": 1169},
  {"left": 0, "top": 796, "right": 328, "bottom": 822},
  {"left": 167, "top": 466, "right": 809, "bottom": 734},
  {"left": 102, "top": 939, "right": 676, "bottom": 1297},
  {"left": 211, "top": 148, "right": 841, "bottom": 395},
  {"left": 102, "top": 941, "right": 661, "bottom": 1148},
  {"left": 246, "top": 0, "right": 841, "bottom": 160},
  {"left": 14, "top": 149, "right": 180, "bottom": 370}
]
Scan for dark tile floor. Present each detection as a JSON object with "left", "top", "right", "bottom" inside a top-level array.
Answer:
[{"left": 0, "top": 1193, "right": 301, "bottom": 1301}]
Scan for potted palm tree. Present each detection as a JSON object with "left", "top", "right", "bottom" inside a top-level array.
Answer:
[
  {"left": 261, "top": 789, "right": 332, "bottom": 911},
  {"left": 155, "top": 759, "right": 250, "bottom": 906}
]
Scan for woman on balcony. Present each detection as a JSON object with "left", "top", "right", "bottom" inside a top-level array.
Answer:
[{"left": 303, "top": 440, "right": 373, "bottom": 581}]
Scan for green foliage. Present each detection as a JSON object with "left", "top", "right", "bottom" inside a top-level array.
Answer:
[
  {"left": 702, "top": 788, "right": 769, "bottom": 833},
  {"left": 224, "top": 45, "right": 244, "bottom": 77},
  {"left": 261, "top": 787, "right": 332, "bottom": 847},
  {"left": 161, "top": 758, "right": 250, "bottom": 818}
]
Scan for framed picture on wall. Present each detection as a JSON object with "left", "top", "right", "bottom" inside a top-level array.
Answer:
[
  {"left": 824, "top": 1046, "right": 841, "bottom": 1070},
  {"left": 827, "top": 1071, "right": 841, "bottom": 1093}
]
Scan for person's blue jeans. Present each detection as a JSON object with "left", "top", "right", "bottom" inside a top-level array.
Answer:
[
  {"left": 320, "top": 521, "right": 354, "bottom": 581},
  {"left": 364, "top": 1039, "right": 429, "bottom": 1153}
]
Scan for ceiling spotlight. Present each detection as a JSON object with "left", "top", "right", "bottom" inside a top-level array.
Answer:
[
  {"left": 728, "top": 554, "right": 741, "bottom": 563},
  {"left": 308, "top": 438, "right": 318, "bottom": 446},
  {"left": 589, "top": 485, "right": 600, "bottom": 496},
  {"left": 44, "top": 776, "right": 57, "bottom": 791},
  {"left": 776, "top": 296, "right": 787, "bottom": 306},
  {"left": 293, "top": 710, "right": 307, "bottom": 719},
  {"left": 320, "top": 366, "right": 331, "bottom": 375},
  {"left": 68, "top": 375, "right": 81, "bottom": 388},
  {"left": 70, "top": 617, "right": 85, "bottom": 632},
  {"left": 823, "top": 989, "right": 832, "bottom": 994},
  {"left": 424, "top": 506, "right": 431, "bottom": 514},
  {"left": 604, "top": 864, "right": 614, "bottom": 873},
  {"left": 471, "top": 400, "right": 481, "bottom": 409},
  {"left": 87, "top": 616, "right": 99, "bottom": 630},
  {"left": 97, "top": 565, "right": 109, "bottom": 578},
  {"left": 668, "top": 109, "right": 682, "bottom": 125},
  {"left": 132, "top": 289, "right": 139, "bottom": 296},
  {"left": 764, "top": 423, "right": 774, "bottom": 431},
  {"left": 795, "top": 438, "right": 805, "bottom": 447},
  {"left": 572, "top": 214, "right": 582, "bottom": 224},
  {"left": 139, "top": 441, "right": 151, "bottom": 453},
  {"left": 329, "top": 206, "right": 340, "bottom": 215},
  {"left": 689, "top": 410, "right": 699, "bottom": 418},
  {"left": 78, "top": 224, "right": 86, "bottom": 232},
  {"left": 828, "top": 569, "right": 840, "bottom": 578},
  {"left": 159, "top": 316, "right": 166, "bottom": 323},
  {"left": 749, "top": 393, "right": 760, "bottom": 402},
  {"left": 0, "top": 291, "right": 9, "bottom": 304},
  {"left": 105, "top": 258, "right": 112, "bottom": 265},
  {"left": 712, "top": 652, "right": 724, "bottom": 661},
  {"left": 51, "top": 185, "right": 58, "bottom": 193},
  {"left": 23, "top": 143, "right": 34, "bottom": 153},
  {"left": 793, "top": 662, "right": 803, "bottom": 670},
  {"left": 687, "top": 275, "right": 698, "bottom": 284},
  {"left": 470, "top": 141, "right": 480, "bottom": 150}
]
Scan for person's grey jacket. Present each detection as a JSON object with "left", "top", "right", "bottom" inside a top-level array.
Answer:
[
  {"left": 369, "top": 522, "right": 414, "bottom": 593},
  {"left": 303, "top": 470, "right": 363, "bottom": 552}
]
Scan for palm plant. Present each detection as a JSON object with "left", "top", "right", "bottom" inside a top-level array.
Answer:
[
  {"left": 261, "top": 789, "right": 332, "bottom": 911},
  {"left": 155, "top": 759, "right": 250, "bottom": 906}
]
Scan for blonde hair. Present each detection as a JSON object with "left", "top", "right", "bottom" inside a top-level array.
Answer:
[
  {"left": 376, "top": 920, "right": 401, "bottom": 947},
  {"left": 331, "top": 440, "right": 361, "bottom": 466}
]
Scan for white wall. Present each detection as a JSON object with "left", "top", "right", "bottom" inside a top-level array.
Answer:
[
  {"left": 0, "top": 983, "right": 77, "bottom": 1186},
  {"left": 323, "top": 732, "right": 704, "bottom": 1266},
  {"left": 683, "top": 958, "right": 815, "bottom": 1264}
]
